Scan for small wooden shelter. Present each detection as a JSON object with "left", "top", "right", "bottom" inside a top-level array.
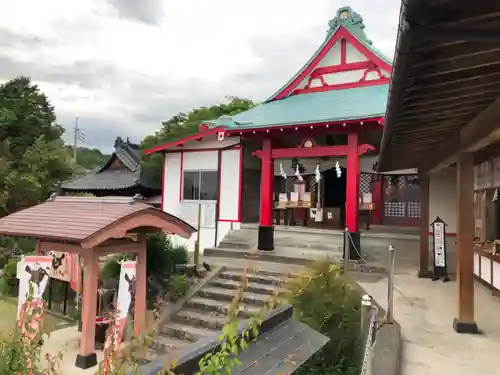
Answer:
[
  {"left": 0, "top": 196, "right": 196, "bottom": 369},
  {"left": 378, "top": 0, "right": 500, "bottom": 334}
]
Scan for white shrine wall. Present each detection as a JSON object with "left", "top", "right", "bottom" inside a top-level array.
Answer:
[
  {"left": 161, "top": 136, "right": 242, "bottom": 254},
  {"left": 429, "top": 166, "right": 457, "bottom": 234}
]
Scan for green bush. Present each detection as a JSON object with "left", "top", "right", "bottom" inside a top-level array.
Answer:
[
  {"left": 0, "top": 258, "right": 19, "bottom": 297},
  {"left": 165, "top": 274, "right": 191, "bottom": 302},
  {"left": 285, "top": 261, "right": 361, "bottom": 374}
]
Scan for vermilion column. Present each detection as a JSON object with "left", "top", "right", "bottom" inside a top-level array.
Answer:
[
  {"left": 134, "top": 243, "right": 147, "bottom": 336},
  {"left": 75, "top": 251, "right": 99, "bottom": 369},
  {"left": 258, "top": 138, "right": 274, "bottom": 251},
  {"left": 346, "top": 133, "right": 361, "bottom": 258}
]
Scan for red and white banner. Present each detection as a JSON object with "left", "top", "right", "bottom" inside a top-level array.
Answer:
[
  {"left": 68, "top": 253, "right": 82, "bottom": 293},
  {"left": 17, "top": 255, "right": 52, "bottom": 349},
  {"left": 102, "top": 261, "right": 136, "bottom": 374}
]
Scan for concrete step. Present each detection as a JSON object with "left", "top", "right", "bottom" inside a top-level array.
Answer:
[
  {"left": 204, "top": 257, "right": 306, "bottom": 276},
  {"left": 197, "top": 286, "right": 272, "bottom": 306},
  {"left": 160, "top": 322, "right": 218, "bottom": 342},
  {"left": 208, "top": 277, "right": 283, "bottom": 295},
  {"left": 173, "top": 309, "right": 230, "bottom": 331},
  {"left": 185, "top": 297, "right": 261, "bottom": 318},
  {"left": 204, "top": 246, "right": 342, "bottom": 266},
  {"left": 150, "top": 335, "right": 189, "bottom": 354},
  {"left": 219, "top": 269, "right": 290, "bottom": 285}
]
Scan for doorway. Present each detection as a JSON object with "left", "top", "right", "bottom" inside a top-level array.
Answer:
[{"left": 323, "top": 166, "right": 347, "bottom": 227}]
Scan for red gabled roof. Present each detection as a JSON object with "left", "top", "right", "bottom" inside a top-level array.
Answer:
[
  {"left": 267, "top": 10, "right": 393, "bottom": 102},
  {"left": 144, "top": 126, "right": 225, "bottom": 155}
]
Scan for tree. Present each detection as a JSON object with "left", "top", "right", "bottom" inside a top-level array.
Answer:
[
  {"left": 141, "top": 97, "right": 255, "bottom": 185},
  {"left": 0, "top": 77, "right": 72, "bottom": 216},
  {"left": 0, "top": 77, "right": 63, "bottom": 160},
  {"left": 65, "top": 145, "right": 107, "bottom": 171}
]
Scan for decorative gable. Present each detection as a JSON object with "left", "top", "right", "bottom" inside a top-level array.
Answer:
[{"left": 268, "top": 7, "right": 392, "bottom": 101}]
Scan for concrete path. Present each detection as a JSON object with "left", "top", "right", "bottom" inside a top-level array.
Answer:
[{"left": 359, "top": 262, "right": 500, "bottom": 375}]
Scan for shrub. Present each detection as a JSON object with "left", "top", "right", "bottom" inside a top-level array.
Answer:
[
  {"left": 165, "top": 274, "right": 191, "bottom": 302},
  {"left": 285, "top": 261, "right": 361, "bottom": 373},
  {"left": 0, "top": 258, "right": 19, "bottom": 296}
]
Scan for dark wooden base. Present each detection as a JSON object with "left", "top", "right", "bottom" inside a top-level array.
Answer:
[
  {"left": 453, "top": 318, "right": 479, "bottom": 334},
  {"left": 347, "top": 231, "right": 361, "bottom": 260},
  {"left": 258, "top": 226, "right": 274, "bottom": 251},
  {"left": 75, "top": 353, "right": 97, "bottom": 369},
  {"left": 417, "top": 270, "right": 432, "bottom": 279}
]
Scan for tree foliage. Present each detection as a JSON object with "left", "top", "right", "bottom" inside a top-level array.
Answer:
[
  {"left": 65, "top": 145, "right": 107, "bottom": 172},
  {"left": 0, "top": 77, "right": 72, "bottom": 216},
  {"left": 141, "top": 97, "right": 255, "bottom": 186}
]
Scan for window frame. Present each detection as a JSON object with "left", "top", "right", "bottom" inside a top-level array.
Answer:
[{"left": 181, "top": 169, "right": 218, "bottom": 202}]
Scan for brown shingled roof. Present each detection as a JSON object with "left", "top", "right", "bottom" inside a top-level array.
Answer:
[{"left": 0, "top": 196, "right": 195, "bottom": 244}]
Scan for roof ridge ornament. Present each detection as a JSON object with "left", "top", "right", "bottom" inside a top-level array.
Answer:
[{"left": 327, "top": 7, "right": 371, "bottom": 44}]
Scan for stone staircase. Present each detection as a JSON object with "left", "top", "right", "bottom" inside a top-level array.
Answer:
[
  {"left": 204, "top": 224, "right": 415, "bottom": 267},
  {"left": 146, "top": 267, "right": 291, "bottom": 361}
]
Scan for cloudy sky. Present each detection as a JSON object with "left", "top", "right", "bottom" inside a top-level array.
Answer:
[{"left": 0, "top": 0, "right": 400, "bottom": 152}]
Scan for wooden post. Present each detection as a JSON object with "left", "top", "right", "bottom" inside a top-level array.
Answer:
[
  {"left": 134, "top": 242, "right": 147, "bottom": 336},
  {"left": 453, "top": 152, "right": 478, "bottom": 334},
  {"left": 75, "top": 251, "right": 99, "bottom": 369},
  {"left": 194, "top": 203, "right": 202, "bottom": 267},
  {"left": 418, "top": 174, "right": 431, "bottom": 278},
  {"left": 258, "top": 138, "right": 274, "bottom": 251}
]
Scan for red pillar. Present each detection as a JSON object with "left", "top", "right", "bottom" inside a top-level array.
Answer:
[
  {"left": 75, "top": 251, "right": 98, "bottom": 369},
  {"left": 346, "top": 133, "right": 359, "bottom": 232},
  {"left": 258, "top": 138, "right": 274, "bottom": 250}
]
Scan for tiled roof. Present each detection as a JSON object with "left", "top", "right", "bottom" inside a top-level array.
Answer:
[
  {"left": 0, "top": 196, "right": 196, "bottom": 243},
  {"left": 206, "top": 85, "right": 388, "bottom": 129},
  {"left": 62, "top": 137, "right": 158, "bottom": 191}
]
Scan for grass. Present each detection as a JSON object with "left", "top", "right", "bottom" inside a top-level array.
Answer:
[{"left": 0, "top": 297, "right": 73, "bottom": 334}]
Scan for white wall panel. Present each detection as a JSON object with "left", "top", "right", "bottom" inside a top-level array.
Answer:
[{"left": 219, "top": 149, "right": 241, "bottom": 221}]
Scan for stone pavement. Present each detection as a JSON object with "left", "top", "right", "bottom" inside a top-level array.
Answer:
[{"left": 359, "top": 239, "right": 500, "bottom": 375}]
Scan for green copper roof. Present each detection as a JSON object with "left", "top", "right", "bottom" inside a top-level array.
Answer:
[
  {"left": 206, "top": 84, "right": 388, "bottom": 129},
  {"left": 266, "top": 6, "right": 392, "bottom": 102}
]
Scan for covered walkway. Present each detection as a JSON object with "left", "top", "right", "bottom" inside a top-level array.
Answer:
[{"left": 378, "top": 0, "right": 500, "bottom": 335}]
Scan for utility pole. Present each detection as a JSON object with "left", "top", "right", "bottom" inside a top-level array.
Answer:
[{"left": 73, "top": 117, "right": 85, "bottom": 163}]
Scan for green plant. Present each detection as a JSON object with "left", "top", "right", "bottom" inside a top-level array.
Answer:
[
  {"left": 0, "top": 258, "right": 19, "bottom": 296},
  {"left": 101, "top": 257, "right": 122, "bottom": 280},
  {"left": 285, "top": 261, "right": 361, "bottom": 373},
  {"left": 165, "top": 274, "right": 191, "bottom": 302}
]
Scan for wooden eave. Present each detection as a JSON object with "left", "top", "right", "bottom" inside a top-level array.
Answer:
[{"left": 378, "top": 0, "right": 500, "bottom": 172}]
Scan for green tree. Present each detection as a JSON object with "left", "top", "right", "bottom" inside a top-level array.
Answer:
[
  {"left": 141, "top": 96, "right": 255, "bottom": 185},
  {"left": 0, "top": 76, "right": 63, "bottom": 160},
  {"left": 0, "top": 77, "right": 72, "bottom": 216},
  {"left": 65, "top": 145, "right": 107, "bottom": 171}
]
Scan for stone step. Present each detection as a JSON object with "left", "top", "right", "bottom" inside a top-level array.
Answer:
[
  {"left": 208, "top": 277, "right": 283, "bottom": 295},
  {"left": 220, "top": 238, "right": 341, "bottom": 252},
  {"left": 150, "top": 335, "right": 189, "bottom": 354},
  {"left": 197, "top": 286, "right": 272, "bottom": 306},
  {"left": 160, "top": 322, "right": 218, "bottom": 342},
  {"left": 219, "top": 269, "right": 293, "bottom": 285},
  {"left": 173, "top": 309, "right": 230, "bottom": 330},
  {"left": 185, "top": 297, "right": 261, "bottom": 318},
  {"left": 204, "top": 246, "right": 342, "bottom": 266}
]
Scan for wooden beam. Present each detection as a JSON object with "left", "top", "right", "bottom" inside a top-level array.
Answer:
[
  {"left": 404, "top": 89, "right": 500, "bottom": 107},
  {"left": 398, "top": 107, "right": 479, "bottom": 121},
  {"left": 407, "top": 70, "right": 500, "bottom": 93},
  {"left": 402, "top": 96, "right": 494, "bottom": 113},
  {"left": 412, "top": 50, "right": 500, "bottom": 78},
  {"left": 405, "top": 79, "right": 500, "bottom": 101},
  {"left": 253, "top": 144, "right": 375, "bottom": 159},
  {"left": 413, "top": 45, "right": 500, "bottom": 68},
  {"left": 412, "top": 26, "right": 500, "bottom": 43},
  {"left": 418, "top": 174, "right": 431, "bottom": 278},
  {"left": 422, "top": 96, "right": 500, "bottom": 172},
  {"left": 453, "top": 152, "right": 478, "bottom": 334}
]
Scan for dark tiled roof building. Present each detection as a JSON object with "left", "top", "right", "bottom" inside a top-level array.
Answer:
[{"left": 61, "top": 137, "right": 160, "bottom": 200}]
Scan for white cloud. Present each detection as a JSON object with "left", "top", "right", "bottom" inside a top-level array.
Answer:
[{"left": 0, "top": 0, "right": 400, "bottom": 151}]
